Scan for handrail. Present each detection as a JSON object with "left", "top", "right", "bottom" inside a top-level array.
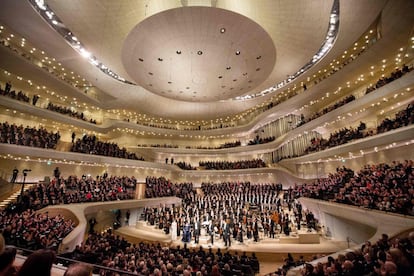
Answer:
[{"left": 12, "top": 245, "right": 138, "bottom": 276}]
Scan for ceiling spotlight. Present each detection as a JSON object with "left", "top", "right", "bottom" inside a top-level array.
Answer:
[
  {"left": 218, "top": 76, "right": 223, "bottom": 79},
  {"left": 176, "top": 50, "right": 181, "bottom": 54},
  {"left": 226, "top": 66, "right": 231, "bottom": 70},
  {"left": 235, "top": 50, "right": 240, "bottom": 55},
  {"left": 220, "top": 27, "right": 226, "bottom": 33},
  {"left": 256, "top": 55, "right": 262, "bottom": 60},
  {"left": 138, "top": 58, "right": 144, "bottom": 62},
  {"left": 197, "top": 50, "right": 203, "bottom": 55},
  {"left": 158, "top": 58, "right": 163, "bottom": 61}
]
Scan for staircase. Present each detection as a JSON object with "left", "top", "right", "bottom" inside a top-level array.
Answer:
[{"left": 0, "top": 182, "right": 35, "bottom": 208}]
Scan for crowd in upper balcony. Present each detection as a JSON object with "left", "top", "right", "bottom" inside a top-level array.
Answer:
[
  {"left": 247, "top": 135, "right": 276, "bottom": 146},
  {"left": 304, "top": 122, "right": 367, "bottom": 154},
  {"left": 199, "top": 159, "right": 266, "bottom": 170},
  {"left": 15, "top": 174, "right": 136, "bottom": 211},
  {"left": 365, "top": 64, "right": 412, "bottom": 94},
  {"left": 303, "top": 102, "right": 414, "bottom": 155},
  {"left": 175, "top": 161, "right": 197, "bottom": 170},
  {"left": 145, "top": 176, "right": 193, "bottom": 198},
  {"left": 0, "top": 121, "right": 60, "bottom": 149},
  {"left": 377, "top": 102, "right": 414, "bottom": 134},
  {"left": 46, "top": 102, "right": 97, "bottom": 124},
  {"left": 297, "top": 94, "right": 356, "bottom": 127},
  {"left": 0, "top": 208, "right": 74, "bottom": 251},
  {"left": 291, "top": 159, "right": 414, "bottom": 216},
  {"left": 71, "top": 134, "right": 144, "bottom": 161},
  {"left": 1, "top": 80, "right": 99, "bottom": 125},
  {"left": 0, "top": 81, "right": 31, "bottom": 103}
]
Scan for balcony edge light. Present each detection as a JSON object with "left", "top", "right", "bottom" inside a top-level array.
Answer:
[
  {"left": 28, "top": 0, "right": 136, "bottom": 85},
  {"left": 232, "top": 0, "right": 340, "bottom": 101}
]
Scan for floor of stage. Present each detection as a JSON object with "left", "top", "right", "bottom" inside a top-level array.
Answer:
[{"left": 115, "top": 223, "right": 352, "bottom": 275}]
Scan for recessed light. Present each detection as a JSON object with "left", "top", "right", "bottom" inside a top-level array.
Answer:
[
  {"left": 148, "top": 72, "right": 153, "bottom": 75},
  {"left": 256, "top": 68, "right": 260, "bottom": 71},
  {"left": 176, "top": 50, "right": 181, "bottom": 54},
  {"left": 226, "top": 66, "right": 231, "bottom": 70},
  {"left": 218, "top": 76, "right": 223, "bottom": 79},
  {"left": 168, "top": 81, "right": 172, "bottom": 84},
  {"left": 197, "top": 50, "right": 203, "bottom": 55},
  {"left": 233, "top": 79, "right": 237, "bottom": 82},
  {"left": 235, "top": 51, "right": 240, "bottom": 55},
  {"left": 138, "top": 58, "right": 144, "bottom": 62},
  {"left": 220, "top": 28, "right": 226, "bottom": 33},
  {"left": 158, "top": 58, "right": 163, "bottom": 61},
  {"left": 256, "top": 55, "right": 262, "bottom": 60},
  {"left": 186, "top": 87, "right": 190, "bottom": 89}
]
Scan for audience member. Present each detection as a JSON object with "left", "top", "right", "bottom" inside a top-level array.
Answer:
[
  {"left": 63, "top": 262, "right": 93, "bottom": 276},
  {"left": 17, "top": 249, "right": 56, "bottom": 276},
  {"left": 0, "top": 246, "right": 17, "bottom": 276}
]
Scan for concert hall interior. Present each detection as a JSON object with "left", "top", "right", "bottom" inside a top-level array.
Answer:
[{"left": 0, "top": 0, "right": 414, "bottom": 275}]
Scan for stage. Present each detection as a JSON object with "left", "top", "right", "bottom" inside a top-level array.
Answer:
[{"left": 115, "top": 221, "right": 351, "bottom": 275}]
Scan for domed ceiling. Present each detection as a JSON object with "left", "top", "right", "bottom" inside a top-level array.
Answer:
[{"left": 122, "top": 7, "right": 276, "bottom": 102}]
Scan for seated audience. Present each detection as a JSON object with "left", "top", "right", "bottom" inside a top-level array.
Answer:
[
  {"left": 0, "top": 208, "right": 75, "bottom": 251},
  {"left": 68, "top": 230, "right": 260, "bottom": 275}
]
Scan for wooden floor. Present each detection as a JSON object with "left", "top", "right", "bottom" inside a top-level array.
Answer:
[{"left": 115, "top": 224, "right": 351, "bottom": 275}]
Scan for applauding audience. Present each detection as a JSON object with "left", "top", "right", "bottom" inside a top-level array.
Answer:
[
  {"left": 199, "top": 159, "right": 266, "bottom": 170},
  {"left": 0, "top": 208, "right": 74, "bottom": 251},
  {"left": 0, "top": 121, "right": 60, "bottom": 149},
  {"left": 16, "top": 175, "right": 136, "bottom": 211},
  {"left": 68, "top": 230, "right": 260, "bottom": 275},
  {"left": 71, "top": 134, "right": 144, "bottom": 161},
  {"left": 291, "top": 160, "right": 414, "bottom": 216}
]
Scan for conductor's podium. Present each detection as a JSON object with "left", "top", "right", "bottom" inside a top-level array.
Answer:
[{"left": 279, "top": 230, "right": 320, "bottom": 244}]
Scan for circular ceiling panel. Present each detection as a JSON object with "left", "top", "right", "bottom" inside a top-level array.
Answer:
[{"left": 122, "top": 6, "right": 276, "bottom": 102}]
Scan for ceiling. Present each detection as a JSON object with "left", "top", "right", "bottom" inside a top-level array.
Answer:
[
  {"left": 121, "top": 6, "right": 276, "bottom": 102},
  {"left": 0, "top": 0, "right": 413, "bottom": 121}
]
